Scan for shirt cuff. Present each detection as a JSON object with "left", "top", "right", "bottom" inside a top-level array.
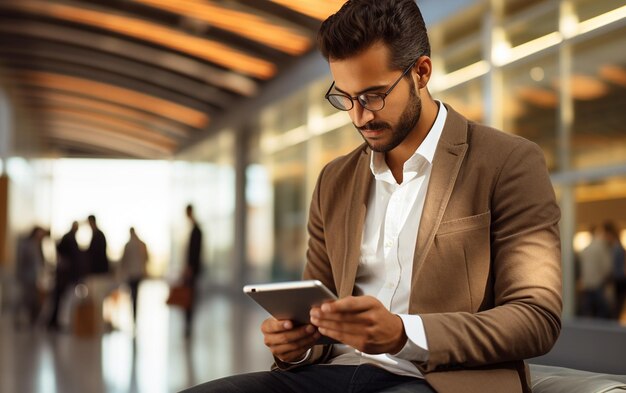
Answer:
[
  {"left": 393, "top": 314, "right": 429, "bottom": 362},
  {"left": 283, "top": 348, "right": 312, "bottom": 365}
]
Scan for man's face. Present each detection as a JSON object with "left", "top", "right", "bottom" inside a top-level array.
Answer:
[{"left": 328, "top": 42, "right": 422, "bottom": 153}]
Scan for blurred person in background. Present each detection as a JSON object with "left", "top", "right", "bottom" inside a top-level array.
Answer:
[
  {"left": 85, "top": 214, "right": 113, "bottom": 333},
  {"left": 14, "top": 226, "right": 48, "bottom": 328},
  {"left": 184, "top": 204, "right": 202, "bottom": 338},
  {"left": 87, "top": 215, "right": 109, "bottom": 275},
  {"left": 603, "top": 221, "right": 626, "bottom": 319},
  {"left": 184, "top": 1, "right": 561, "bottom": 392},
  {"left": 119, "top": 227, "right": 148, "bottom": 329},
  {"left": 48, "top": 221, "right": 82, "bottom": 331},
  {"left": 578, "top": 225, "right": 613, "bottom": 318}
]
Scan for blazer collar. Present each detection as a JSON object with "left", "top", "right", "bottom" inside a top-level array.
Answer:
[
  {"left": 410, "top": 104, "right": 469, "bottom": 303},
  {"left": 340, "top": 145, "right": 372, "bottom": 298}
]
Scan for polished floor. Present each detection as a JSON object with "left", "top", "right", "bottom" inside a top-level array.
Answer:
[
  {"left": 0, "top": 280, "right": 274, "bottom": 393},
  {"left": 3, "top": 281, "right": 625, "bottom": 393}
]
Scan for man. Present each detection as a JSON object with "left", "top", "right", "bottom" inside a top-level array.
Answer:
[
  {"left": 184, "top": 204, "right": 202, "bottom": 338},
  {"left": 602, "top": 221, "right": 626, "bottom": 319},
  {"left": 120, "top": 227, "right": 149, "bottom": 327},
  {"left": 48, "top": 221, "right": 82, "bottom": 330},
  {"left": 185, "top": 1, "right": 561, "bottom": 392},
  {"left": 14, "top": 226, "right": 48, "bottom": 327},
  {"left": 87, "top": 215, "right": 109, "bottom": 275},
  {"left": 85, "top": 214, "right": 111, "bottom": 333},
  {"left": 577, "top": 225, "right": 612, "bottom": 318}
]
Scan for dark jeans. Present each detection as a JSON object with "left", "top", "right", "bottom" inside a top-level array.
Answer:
[
  {"left": 580, "top": 288, "right": 612, "bottom": 318},
  {"left": 184, "top": 276, "right": 198, "bottom": 337},
  {"left": 48, "top": 278, "right": 70, "bottom": 328},
  {"left": 128, "top": 278, "right": 141, "bottom": 323},
  {"left": 615, "top": 279, "right": 626, "bottom": 319},
  {"left": 181, "top": 364, "right": 435, "bottom": 393}
]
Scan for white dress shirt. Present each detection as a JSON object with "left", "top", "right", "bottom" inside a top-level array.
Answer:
[{"left": 328, "top": 102, "right": 447, "bottom": 378}]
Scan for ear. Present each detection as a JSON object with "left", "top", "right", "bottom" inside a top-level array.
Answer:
[{"left": 412, "top": 56, "right": 432, "bottom": 89}]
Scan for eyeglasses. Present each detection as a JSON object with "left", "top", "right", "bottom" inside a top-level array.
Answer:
[{"left": 324, "top": 60, "right": 417, "bottom": 112}]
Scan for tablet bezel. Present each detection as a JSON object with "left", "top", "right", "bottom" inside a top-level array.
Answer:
[{"left": 243, "top": 280, "right": 338, "bottom": 344}]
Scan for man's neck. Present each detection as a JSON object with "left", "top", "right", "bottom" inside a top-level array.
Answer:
[{"left": 385, "top": 98, "right": 439, "bottom": 183}]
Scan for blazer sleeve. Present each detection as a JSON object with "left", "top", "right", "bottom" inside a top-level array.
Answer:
[
  {"left": 303, "top": 163, "right": 338, "bottom": 293},
  {"left": 419, "top": 140, "right": 562, "bottom": 372}
]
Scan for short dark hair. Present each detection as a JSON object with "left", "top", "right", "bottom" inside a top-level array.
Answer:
[
  {"left": 602, "top": 221, "right": 620, "bottom": 240},
  {"left": 317, "top": 0, "right": 431, "bottom": 71}
]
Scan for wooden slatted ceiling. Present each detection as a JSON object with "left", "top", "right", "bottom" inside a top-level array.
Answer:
[
  {"left": 269, "top": 0, "right": 346, "bottom": 21},
  {"left": 15, "top": 71, "right": 209, "bottom": 129},
  {"left": 133, "top": 0, "right": 312, "bottom": 55},
  {"left": 0, "top": 0, "right": 345, "bottom": 159},
  {"left": 5, "top": 1, "right": 277, "bottom": 79}
]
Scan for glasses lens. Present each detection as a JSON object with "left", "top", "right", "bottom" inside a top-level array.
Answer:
[
  {"left": 327, "top": 94, "right": 352, "bottom": 111},
  {"left": 358, "top": 94, "right": 384, "bottom": 111}
]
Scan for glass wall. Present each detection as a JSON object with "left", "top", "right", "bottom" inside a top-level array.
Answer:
[
  {"left": 437, "top": 79, "right": 485, "bottom": 124},
  {"left": 174, "top": 132, "right": 236, "bottom": 286},
  {"left": 250, "top": 78, "right": 363, "bottom": 282},
  {"left": 502, "top": 52, "right": 559, "bottom": 170},
  {"left": 246, "top": 0, "right": 626, "bottom": 323},
  {"left": 571, "top": 25, "right": 626, "bottom": 169}
]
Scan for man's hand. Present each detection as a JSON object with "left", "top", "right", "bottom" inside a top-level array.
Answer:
[
  {"left": 309, "top": 296, "right": 407, "bottom": 354},
  {"left": 261, "top": 318, "right": 320, "bottom": 362}
]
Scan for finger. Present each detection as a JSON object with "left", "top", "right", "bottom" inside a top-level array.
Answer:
[
  {"left": 261, "top": 318, "right": 294, "bottom": 334},
  {"left": 270, "top": 330, "right": 319, "bottom": 356},
  {"left": 310, "top": 306, "right": 373, "bottom": 325},
  {"left": 270, "top": 330, "right": 320, "bottom": 359},
  {"left": 320, "top": 296, "right": 374, "bottom": 313},
  {"left": 313, "top": 323, "right": 364, "bottom": 348},
  {"left": 311, "top": 316, "right": 364, "bottom": 332},
  {"left": 264, "top": 324, "right": 316, "bottom": 347}
]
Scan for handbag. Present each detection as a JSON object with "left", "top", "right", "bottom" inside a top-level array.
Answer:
[{"left": 166, "top": 284, "right": 192, "bottom": 309}]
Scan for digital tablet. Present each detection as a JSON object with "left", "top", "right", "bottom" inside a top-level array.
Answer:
[{"left": 243, "top": 280, "right": 338, "bottom": 344}]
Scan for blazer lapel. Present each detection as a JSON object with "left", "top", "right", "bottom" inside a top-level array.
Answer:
[
  {"left": 410, "top": 106, "right": 469, "bottom": 298},
  {"left": 340, "top": 146, "right": 373, "bottom": 298}
]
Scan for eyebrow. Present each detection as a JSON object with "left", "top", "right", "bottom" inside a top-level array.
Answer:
[{"left": 333, "top": 83, "right": 388, "bottom": 96}]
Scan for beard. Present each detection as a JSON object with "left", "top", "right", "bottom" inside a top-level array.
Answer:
[{"left": 356, "top": 80, "right": 422, "bottom": 153}]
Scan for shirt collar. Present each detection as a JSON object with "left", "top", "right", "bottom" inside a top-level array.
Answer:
[{"left": 370, "top": 100, "right": 448, "bottom": 178}]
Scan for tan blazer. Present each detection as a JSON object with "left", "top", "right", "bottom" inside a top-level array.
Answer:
[{"left": 286, "top": 104, "right": 562, "bottom": 393}]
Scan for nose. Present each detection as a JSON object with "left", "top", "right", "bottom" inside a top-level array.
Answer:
[{"left": 350, "top": 102, "right": 374, "bottom": 128}]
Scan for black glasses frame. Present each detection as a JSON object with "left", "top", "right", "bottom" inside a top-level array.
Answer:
[{"left": 324, "top": 60, "right": 417, "bottom": 112}]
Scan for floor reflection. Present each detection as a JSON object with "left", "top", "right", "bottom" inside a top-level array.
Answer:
[{"left": 0, "top": 279, "right": 273, "bottom": 393}]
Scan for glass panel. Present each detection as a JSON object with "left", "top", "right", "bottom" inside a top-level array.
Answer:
[
  {"left": 437, "top": 78, "right": 485, "bottom": 123},
  {"left": 246, "top": 126, "right": 274, "bottom": 283},
  {"left": 246, "top": 163, "right": 274, "bottom": 283},
  {"left": 270, "top": 143, "right": 307, "bottom": 281},
  {"left": 278, "top": 90, "right": 308, "bottom": 133},
  {"left": 502, "top": 53, "right": 559, "bottom": 171},
  {"left": 172, "top": 132, "right": 236, "bottom": 284},
  {"left": 504, "top": 6, "right": 559, "bottom": 48},
  {"left": 573, "top": 0, "right": 625, "bottom": 23},
  {"left": 259, "top": 90, "right": 308, "bottom": 138},
  {"left": 441, "top": 9, "right": 482, "bottom": 48},
  {"left": 317, "top": 124, "right": 363, "bottom": 169},
  {"left": 574, "top": 176, "right": 626, "bottom": 323},
  {"left": 443, "top": 40, "right": 482, "bottom": 74},
  {"left": 503, "top": 0, "right": 546, "bottom": 17},
  {"left": 259, "top": 106, "right": 280, "bottom": 139},
  {"left": 438, "top": 7, "right": 483, "bottom": 74},
  {"left": 571, "top": 26, "right": 626, "bottom": 170}
]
